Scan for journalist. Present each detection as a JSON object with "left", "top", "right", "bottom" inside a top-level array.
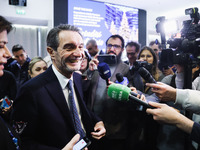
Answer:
[
  {"left": 146, "top": 101, "right": 200, "bottom": 144},
  {"left": 146, "top": 82, "right": 200, "bottom": 114}
]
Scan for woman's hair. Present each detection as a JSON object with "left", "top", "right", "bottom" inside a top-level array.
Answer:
[
  {"left": 29, "top": 57, "right": 47, "bottom": 74},
  {"left": 138, "top": 46, "right": 161, "bottom": 81}
]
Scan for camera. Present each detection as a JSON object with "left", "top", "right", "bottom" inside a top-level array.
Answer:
[
  {"left": 131, "top": 60, "right": 152, "bottom": 72},
  {"left": 158, "top": 7, "right": 200, "bottom": 68}
]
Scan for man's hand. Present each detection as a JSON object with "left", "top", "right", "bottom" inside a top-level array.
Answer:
[
  {"left": 146, "top": 82, "right": 176, "bottom": 102},
  {"left": 146, "top": 102, "right": 194, "bottom": 134},
  {"left": 89, "top": 56, "right": 99, "bottom": 71},
  {"left": 62, "top": 134, "right": 88, "bottom": 150},
  {"left": 91, "top": 121, "right": 106, "bottom": 140},
  {"left": 0, "top": 98, "right": 13, "bottom": 114},
  {"left": 163, "top": 68, "right": 174, "bottom": 76},
  {"left": 146, "top": 102, "right": 181, "bottom": 124}
]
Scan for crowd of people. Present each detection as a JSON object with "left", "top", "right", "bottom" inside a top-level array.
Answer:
[{"left": 1, "top": 14, "right": 200, "bottom": 150}]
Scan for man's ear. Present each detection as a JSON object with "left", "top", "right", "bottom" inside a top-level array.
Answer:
[{"left": 47, "top": 47, "right": 55, "bottom": 60}]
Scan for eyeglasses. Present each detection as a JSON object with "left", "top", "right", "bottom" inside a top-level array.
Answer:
[{"left": 107, "top": 44, "right": 121, "bottom": 49}]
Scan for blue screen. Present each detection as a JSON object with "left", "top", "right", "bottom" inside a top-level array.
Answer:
[{"left": 68, "top": 0, "right": 138, "bottom": 53}]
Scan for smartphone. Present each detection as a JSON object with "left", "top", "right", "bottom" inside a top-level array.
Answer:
[
  {"left": 73, "top": 137, "right": 91, "bottom": 150},
  {"left": 97, "top": 54, "right": 116, "bottom": 65},
  {"left": 0, "top": 96, "right": 12, "bottom": 109}
]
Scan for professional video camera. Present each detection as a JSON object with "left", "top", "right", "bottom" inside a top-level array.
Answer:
[
  {"left": 131, "top": 60, "right": 152, "bottom": 72},
  {"left": 158, "top": 7, "right": 200, "bottom": 68}
]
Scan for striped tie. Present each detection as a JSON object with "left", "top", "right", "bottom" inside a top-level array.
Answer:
[{"left": 67, "top": 80, "right": 85, "bottom": 138}]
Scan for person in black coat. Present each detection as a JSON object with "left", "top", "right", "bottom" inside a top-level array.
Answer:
[
  {"left": 12, "top": 24, "right": 106, "bottom": 150},
  {"left": 0, "top": 15, "right": 21, "bottom": 150}
]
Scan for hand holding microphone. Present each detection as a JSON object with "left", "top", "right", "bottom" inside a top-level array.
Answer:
[
  {"left": 107, "top": 83, "right": 154, "bottom": 108},
  {"left": 115, "top": 73, "right": 141, "bottom": 98}
]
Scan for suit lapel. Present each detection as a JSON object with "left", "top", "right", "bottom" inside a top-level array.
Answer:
[{"left": 44, "top": 67, "right": 74, "bottom": 128}]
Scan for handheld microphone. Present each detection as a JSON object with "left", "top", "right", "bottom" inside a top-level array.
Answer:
[
  {"left": 116, "top": 73, "right": 140, "bottom": 97},
  {"left": 138, "top": 67, "right": 157, "bottom": 83},
  {"left": 97, "top": 62, "right": 111, "bottom": 85},
  {"left": 107, "top": 83, "right": 154, "bottom": 108},
  {"left": 115, "top": 73, "right": 129, "bottom": 86}
]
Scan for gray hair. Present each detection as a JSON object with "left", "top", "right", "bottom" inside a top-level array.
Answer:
[{"left": 46, "top": 24, "right": 82, "bottom": 51}]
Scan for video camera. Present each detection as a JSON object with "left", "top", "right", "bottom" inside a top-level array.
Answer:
[
  {"left": 131, "top": 60, "right": 152, "bottom": 72},
  {"left": 158, "top": 7, "right": 200, "bottom": 68}
]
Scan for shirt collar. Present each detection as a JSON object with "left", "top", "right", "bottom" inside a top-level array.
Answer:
[{"left": 52, "top": 65, "right": 73, "bottom": 90}]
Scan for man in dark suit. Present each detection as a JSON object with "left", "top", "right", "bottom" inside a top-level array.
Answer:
[
  {"left": 87, "top": 35, "right": 143, "bottom": 150},
  {"left": 12, "top": 24, "right": 106, "bottom": 150}
]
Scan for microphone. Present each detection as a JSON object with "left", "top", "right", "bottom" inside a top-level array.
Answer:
[
  {"left": 138, "top": 67, "right": 157, "bottom": 83},
  {"left": 115, "top": 73, "right": 129, "bottom": 86},
  {"left": 107, "top": 83, "right": 154, "bottom": 108},
  {"left": 97, "top": 62, "right": 111, "bottom": 85}
]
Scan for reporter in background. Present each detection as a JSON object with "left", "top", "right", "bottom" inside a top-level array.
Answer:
[
  {"left": 137, "top": 46, "right": 164, "bottom": 150},
  {"left": 146, "top": 101, "right": 200, "bottom": 144},
  {"left": 149, "top": 40, "right": 174, "bottom": 76},
  {"left": 87, "top": 35, "right": 142, "bottom": 150},
  {"left": 138, "top": 46, "right": 164, "bottom": 94},
  {"left": 124, "top": 41, "right": 140, "bottom": 68},
  {"left": 28, "top": 56, "right": 48, "bottom": 78},
  {"left": 124, "top": 41, "right": 144, "bottom": 91},
  {"left": 5, "top": 44, "right": 31, "bottom": 88},
  {"left": 86, "top": 39, "right": 99, "bottom": 58}
]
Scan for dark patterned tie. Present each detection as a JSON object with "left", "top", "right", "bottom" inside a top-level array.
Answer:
[{"left": 67, "top": 80, "right": 85, "bottom": 138}]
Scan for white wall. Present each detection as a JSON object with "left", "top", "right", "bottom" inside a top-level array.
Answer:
[
  {"left": 0, "top": 0, "right": 53, "bottom": 28},
  {"left": 0, "top": 0, "right": 53, "bottom": 58}
]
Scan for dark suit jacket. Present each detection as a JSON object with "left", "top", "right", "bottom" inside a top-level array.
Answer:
[
  {"left": 87, "top": 61, "right": 137, "bottom": 138},
  {"left": 12, "top": 66, "right": 101, "bottom": 150}
]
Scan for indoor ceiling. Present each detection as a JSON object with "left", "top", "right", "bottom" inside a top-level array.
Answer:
[
  {"left": 95, "top": 0, "right": 200, "bottom": 32},
  {"left": 96, "top": 0, "right": 200, "bottom": 17}
]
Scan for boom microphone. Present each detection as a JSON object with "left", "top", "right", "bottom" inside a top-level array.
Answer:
[
  {"left": 116, "top": 73, "right": 129, "bottom": 86},
  {"left": 98, "top": 62, "right": 111, "bottom": 85},
  {"left": 138, "top": 67, "right": 157, "bottom": 83},
  {"left": 107, "top": 83, "right": 154, "bottom": 108}
]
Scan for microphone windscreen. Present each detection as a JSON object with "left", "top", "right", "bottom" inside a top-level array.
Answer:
[
  {"left": 116, "top": 73, "right": 124, "bottom": 82},
  {"left": 98, "top": 62, "right": 111, "bottom": 80},
  {"left": 107, "top": 83, "right": 131, "bottom": 101},
  {"left": 115, "top": 73, "right": 129, "bottom": 86}
]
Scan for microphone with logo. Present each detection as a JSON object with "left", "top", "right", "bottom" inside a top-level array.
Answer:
[
  {"left": 97, "top": 62, "right": 111, "bottom": 85},
  {"left": 138, "top": 67, "right": 157, "bottom": 83},
  {"left": 107, "top": 83, "right": 154, "bottom": 108}
]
